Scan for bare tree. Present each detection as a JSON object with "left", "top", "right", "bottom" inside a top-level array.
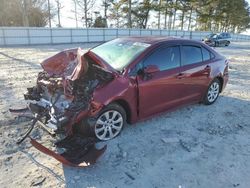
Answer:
[
  {"left": 55, "top": 0, "right": 63, "bottom": 27},
  {"left": 72, "top": 0, "right": 78, "bottom": 27},
  {"left": 21, "top": 0, "right": 29, "bottom": 26},
  {"left": 47, "top": 0, "right": 51, "bottom": 27},
  {"left": 171, "top": 0, "right": 178, "bottom": 30},
  {"left": 0, "top": 0, "right": 51, "bottom": 27},
  {"left": 157, "top": 0, "right": 162, "bottom": 29},
  {"left": 76, "top": 0, "right": 95, "bottom": 28}
]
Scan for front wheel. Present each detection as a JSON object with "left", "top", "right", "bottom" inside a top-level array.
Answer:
[
  {"left": 203, "top": 79, "right": 221, "bottom": 105},
  {"left": 93, "top": 103, "right": 126, "bottom": 141}
]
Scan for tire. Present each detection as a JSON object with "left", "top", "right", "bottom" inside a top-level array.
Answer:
[
  {"left": 203, "top": 78, "right": 221, "bottom": 105},
  {"left": 77, "top": 103, "right": 126, "bottom": 141},
  {"left": 213, "top": 41, "right": 218, "bottom": 47},
  {"left": 225, "top": 41, "right": 230, "bottom": 46},
  {"left": 94, "top": 103, "right": 126, "bottom": 141}
]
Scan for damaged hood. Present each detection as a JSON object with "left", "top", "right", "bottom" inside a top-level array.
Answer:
[{"left": 40, "top": 48, "right": 116, "bottom": 80}]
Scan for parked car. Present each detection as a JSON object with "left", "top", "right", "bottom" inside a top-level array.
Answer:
[
  {"left": 203, "top": 32, "right": 231, "bottom": 47},
  {"left": 24, "top": 37, "right": 229, "bottom": 141}
]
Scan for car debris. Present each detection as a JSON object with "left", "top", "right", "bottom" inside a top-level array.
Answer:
[
  {"left": 10, "top": 48, "right": 110, "bottom": 167},
  {"left": 179, "top": 139, "right": 191, "bottom": 152},
  {"left": 30, "top": 176, "right": 46, "bottom": 187},
  {"left": 124, "top": 172, "right": 135, "bottom": 180}
]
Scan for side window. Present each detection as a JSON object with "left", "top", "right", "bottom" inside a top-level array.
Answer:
[
  {"left": 182, "top": 45, "right": 202, "bottom": 66},
  {"left": 225, "top": 33, "right": 231, "bottom": 38},
  {"left": 210, "top": 52, "right": 215, "bottom": 59},
  {"left": 129, "top": 61, "right": 143, "bottom": 76},
  {"left": 202, "top": 47, "right": 210, "bottom": 61},
  {"left": 143, "top": 46, "right": 180, "bottom": 71}
]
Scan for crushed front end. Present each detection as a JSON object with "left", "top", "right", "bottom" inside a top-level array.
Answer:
[{"left": 10, "top": 48, "right": 114, "bottom": 167}]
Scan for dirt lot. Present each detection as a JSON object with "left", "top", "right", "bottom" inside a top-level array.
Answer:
[{"left": 0, "top": 42, "right": 250, "bottom": 188}]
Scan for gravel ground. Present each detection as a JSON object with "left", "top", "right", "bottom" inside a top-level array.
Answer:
[{"left": 0, "top": 42, "right": 250, "bottom": 188}]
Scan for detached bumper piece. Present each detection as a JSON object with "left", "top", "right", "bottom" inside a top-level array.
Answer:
[
  {"left": 9, "top": 108, "right": 107, "bottom": 167},
  {"left": 30, "top": 135, "right": 107, "bottom": 167}
]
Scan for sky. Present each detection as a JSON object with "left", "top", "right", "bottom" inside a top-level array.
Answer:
[{"left": 51, "top": 0, "right": 250, "bottom": 35}]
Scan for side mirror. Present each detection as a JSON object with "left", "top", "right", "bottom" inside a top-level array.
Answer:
[{"left": 144, "top": 65, "right": 160, "bottom": 74}]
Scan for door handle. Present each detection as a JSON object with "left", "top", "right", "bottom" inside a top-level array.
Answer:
[
  {"left": 176, "top": 73, "right": 185, "bottom": 79},
  {"left": 203, "top": 65, "right": 211, "bottom": 75}
]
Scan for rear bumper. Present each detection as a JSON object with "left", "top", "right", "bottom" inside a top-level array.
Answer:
[{"left": 222, "top": 75, "right": 229, "bottom": 92}]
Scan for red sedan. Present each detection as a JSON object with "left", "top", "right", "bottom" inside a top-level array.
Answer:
[{"left": 25, "top": 37, "right": 229, "bottom": 141}]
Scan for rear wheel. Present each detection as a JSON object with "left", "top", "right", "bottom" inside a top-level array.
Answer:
[{"left": 203, "top": 79, "right": 221, "bottom": 105}]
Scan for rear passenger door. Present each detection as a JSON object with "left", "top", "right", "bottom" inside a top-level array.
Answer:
[
  {"left": 218, "top": 33, "right": 228, "bottom": 46},
  {"left": 179, "top": 44, "right": 213, "bottom": 103}
]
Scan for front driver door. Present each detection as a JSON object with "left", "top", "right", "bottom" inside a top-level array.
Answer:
[{"left": 136, "top": 45, "right": 183, "bottom": 118}]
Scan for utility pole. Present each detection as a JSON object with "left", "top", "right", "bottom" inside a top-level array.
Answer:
[{"left": 48, "top": 0, "right": 51, "bottom": 27}]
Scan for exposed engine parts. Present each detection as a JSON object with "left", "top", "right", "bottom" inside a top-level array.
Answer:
[
  {"left": 10, "top": 48, "right": 113, "bottom": 167},
  {"left": 24, "top": 50, "right": 113, "bottom": 133}
]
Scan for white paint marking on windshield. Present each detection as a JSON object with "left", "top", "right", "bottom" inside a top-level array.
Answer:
[{"left": 133, "top": 42, "right": 151, "bottom": 48}]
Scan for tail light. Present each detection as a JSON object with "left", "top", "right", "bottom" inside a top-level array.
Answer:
[{"left": 225, "top": 59, "right": 229, "bottom": 65}]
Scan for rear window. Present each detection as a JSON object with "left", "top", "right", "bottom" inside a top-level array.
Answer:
[
  {"left": 182, "top": 45, "right": 203, "bottom": 66},
  {"left": 210, "top": 52, "right": 215, "bottom": 59},
  {"left": 220, "top": 33, "right": 231, "bottom": 38}
]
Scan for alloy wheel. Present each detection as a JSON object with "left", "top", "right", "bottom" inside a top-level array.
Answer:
[
  {"left": 95, "top": 110, "right": 124, "bottom": 141},
  {"left": 207, "top": 82, "right": 220, "bottom": 103}
]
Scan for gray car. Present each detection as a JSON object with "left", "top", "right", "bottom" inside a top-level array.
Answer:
[{"left": 203, "top": 32, "right": 231, "bottom": 47}]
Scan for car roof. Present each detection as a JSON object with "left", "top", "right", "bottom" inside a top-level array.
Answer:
[
  {"left": 118, "top": 36, "right": 197, "bottom": 45},
  {"left": 217, "top": 32, "right": 230, "bottom": 35}
]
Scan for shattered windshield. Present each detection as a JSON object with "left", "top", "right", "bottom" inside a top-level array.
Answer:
[{"left": 91, "top": 38, "right": 150, "bottom": 71}]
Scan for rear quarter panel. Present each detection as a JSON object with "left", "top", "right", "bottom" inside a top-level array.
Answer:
[{"left": 207, "top": 52, "right": 228, "bottom": 92}]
